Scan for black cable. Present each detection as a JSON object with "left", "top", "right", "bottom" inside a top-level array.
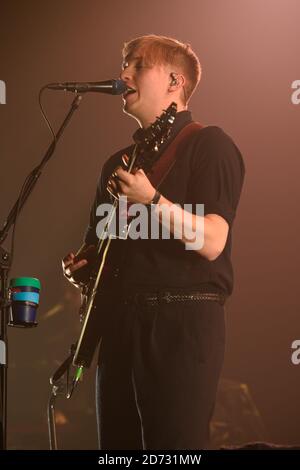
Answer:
[
  {"left": 9, "top": 171, "right": 33, "bottom": 267},
  {"left": 9, "top": 87, "right": 57, "bottom": 266},
  {"left": 38, "top": 85, "right": 57, "bottom": 147}
]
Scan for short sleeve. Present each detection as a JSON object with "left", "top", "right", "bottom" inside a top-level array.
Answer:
[{"left": 190, "top": 126, "right": 245, "bottom": 226}]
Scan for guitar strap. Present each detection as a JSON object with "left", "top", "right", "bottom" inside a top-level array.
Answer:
[{"left": 146, "top": 121, "right": 204, "bottom": 189}]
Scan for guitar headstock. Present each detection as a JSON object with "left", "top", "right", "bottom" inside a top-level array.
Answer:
[{"left": 134, "top": 102, "right": 177, "bottom": 171}]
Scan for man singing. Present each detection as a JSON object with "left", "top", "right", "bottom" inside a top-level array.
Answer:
[{"left": 62, "top": 35, "right": 245, "bottom": 449}]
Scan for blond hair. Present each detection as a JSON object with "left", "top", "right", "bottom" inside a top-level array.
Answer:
[{"left": 122, "top": 34, "right": 201, "bottom": 103}]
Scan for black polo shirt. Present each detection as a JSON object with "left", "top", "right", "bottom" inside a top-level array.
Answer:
[{"left": 84, "top": 111, "right": 245, "bottom": 297}]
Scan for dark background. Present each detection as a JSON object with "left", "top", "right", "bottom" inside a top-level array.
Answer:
[{"left": 1, "top": 0, "right": 299, "bottom": 449}]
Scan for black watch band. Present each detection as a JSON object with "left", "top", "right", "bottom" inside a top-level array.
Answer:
[{"left": 149, "top": 190, "right": 161, "bottom": 205}]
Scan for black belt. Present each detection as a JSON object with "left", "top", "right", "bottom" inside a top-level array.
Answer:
[{"left": 125, "top": 291, "right": 226, "bottom": 306}]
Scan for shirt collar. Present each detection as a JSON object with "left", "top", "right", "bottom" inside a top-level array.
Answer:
[{"left": 132, "top": 110, "right": 193, "bottom": 145}]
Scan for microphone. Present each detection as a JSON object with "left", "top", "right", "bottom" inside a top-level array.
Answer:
[{"left": 46, "top": 79, "right": 127, "bottom": 95}]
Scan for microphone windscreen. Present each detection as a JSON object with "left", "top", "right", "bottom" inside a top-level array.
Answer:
[{"left": 113, "top": 79, "right": 127, "bottom": 95}]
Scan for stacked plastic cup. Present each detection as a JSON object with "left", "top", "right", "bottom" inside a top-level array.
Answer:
[{"left": 9, "top": 277, "right": 41, "bottom": 327}]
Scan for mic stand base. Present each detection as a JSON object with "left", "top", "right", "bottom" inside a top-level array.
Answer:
[{"left": 47, "top": 344, "right": 77, "bottom": 450}]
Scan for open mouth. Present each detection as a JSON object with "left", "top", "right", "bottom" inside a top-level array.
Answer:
[{"left": 123, "top": 87, "right": 137, "bottom": 97}]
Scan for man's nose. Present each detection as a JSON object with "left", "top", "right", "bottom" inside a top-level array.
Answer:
[{"left": 120, "top": 68, "right": 132, "bottom": 82}]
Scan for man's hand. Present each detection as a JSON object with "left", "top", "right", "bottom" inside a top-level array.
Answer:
[
  {"left": 62, "top": 244, "right": 96, "bottom": 287},
  {"left": 107, "top": 156, "right": 156, "bottom": 204}
]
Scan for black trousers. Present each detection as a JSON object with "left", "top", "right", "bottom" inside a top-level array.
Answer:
[{"left": 96, "top": 291, "right": 225, "bottom": 450}]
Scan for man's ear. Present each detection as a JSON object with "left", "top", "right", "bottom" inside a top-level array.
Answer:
[
  {"left": 169, "top": 73, "right": 185, "bottom": 90},
  {"left": 170, "top": 73, "right": 178, "bottom": 86}
]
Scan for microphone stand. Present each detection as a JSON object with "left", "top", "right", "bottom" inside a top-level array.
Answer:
[{"left": 0, "top": 93, "right": 82, "bottom": 450}]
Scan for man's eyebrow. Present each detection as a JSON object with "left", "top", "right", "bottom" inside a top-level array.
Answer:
[{"left": 122, "top": 55, "right": 143, "bottom": 67}]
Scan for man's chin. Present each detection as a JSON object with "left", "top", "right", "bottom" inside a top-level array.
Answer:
[{"left": 122, "top": 101, "right": 139, "bottom": 120}]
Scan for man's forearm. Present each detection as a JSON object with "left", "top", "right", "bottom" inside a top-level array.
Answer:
[{"left": 154, "top": 195, "right": 227, "bottom": 261}]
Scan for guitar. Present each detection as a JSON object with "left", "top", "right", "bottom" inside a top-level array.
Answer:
[{"left": 72, "top": 103, "right": 177, "bottom": 371}]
